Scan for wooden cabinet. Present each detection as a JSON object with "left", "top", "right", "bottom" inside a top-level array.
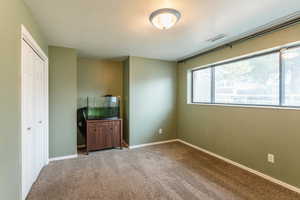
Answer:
[{"left": 86, "top": 119, "right": 122, "bottom": 153}]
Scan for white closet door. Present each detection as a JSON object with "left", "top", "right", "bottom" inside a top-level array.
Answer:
[
  {"left": 22, "top": 41, "right": 36, "bottom": 196},
  {"left": 22, "top": 39, "right": 48, "bottom": 199},
  {"left": 33, "top": 52, "right": 44, "bottom": 180}
]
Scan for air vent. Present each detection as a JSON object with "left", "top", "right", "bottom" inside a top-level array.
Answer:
[{"left": 206, "top": 34, "right": 227, "bottom": 42}]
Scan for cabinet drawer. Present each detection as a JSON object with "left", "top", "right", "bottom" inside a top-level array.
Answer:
[
  {"left": 87, "top": 122, "right": 97, "bottom": 127},
  {"left": 87, "top": 123, "right": 97, "bottom": 133},
  {"left": 97, "top": 122, "right": 113, "bottom": 127}
]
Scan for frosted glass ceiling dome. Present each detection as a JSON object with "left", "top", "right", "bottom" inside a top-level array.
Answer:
[{"left": 149, "top": 8, "right": 181, "bottom": 30}]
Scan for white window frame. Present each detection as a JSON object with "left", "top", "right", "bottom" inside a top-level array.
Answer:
[{"left": 189, "top": 41, "right": 300, "bottom": 110}]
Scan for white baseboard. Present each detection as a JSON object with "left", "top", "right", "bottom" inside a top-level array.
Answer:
[
  {"left": 49, "top": 154, "right": 78, "bottom": 162},
  {"left": 177, "top": 139, "right": 300, "bottom": 194},
  {"left": 129, "top": 139, "right": 178, "bottom": 149}
]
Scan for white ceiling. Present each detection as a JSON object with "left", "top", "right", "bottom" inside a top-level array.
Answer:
[{"left": 24, "top": 0, "right": 300, "bottom": 61}]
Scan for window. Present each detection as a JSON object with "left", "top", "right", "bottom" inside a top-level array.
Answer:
[
  {"left": 215, "top": 53, "right": 279, "bottom": 105},
  {"left": 283, "top": 47, "right": 300, "bottom": 106},
  {"left": 192, "top": 68, "right": 211, "bottom": 102},
  {"left": 191, "top": 44, "right": 300, "bottom": 108}
]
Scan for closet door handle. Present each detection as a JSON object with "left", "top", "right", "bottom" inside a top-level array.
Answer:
[
  {"left": 27, "top": 127, "right": 32, "bottom": 131},
  {"left": 38, "top": 121, "right": 42, "bottom": 124}
]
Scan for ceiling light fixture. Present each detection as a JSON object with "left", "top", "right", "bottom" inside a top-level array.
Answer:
[{"left": 149, "top": 8, "right": 181, "bottom": 30}]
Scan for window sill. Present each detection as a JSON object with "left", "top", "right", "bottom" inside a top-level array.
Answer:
[{"left": 188, "top": 102, "right": 300, "bottom": 111}]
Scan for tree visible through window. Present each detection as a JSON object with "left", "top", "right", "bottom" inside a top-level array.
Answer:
[
  {"left": 283, "top": 47, "right": 300, "bottom": 106},
  {"left": 191, "top": 45, "right": 300, "bottom": 107},
  {"left": 215, "top": 53, "right": 279, "bottom": 105},
  {"left": 192, "top": 68, "right": 211, "bottom": 103}
]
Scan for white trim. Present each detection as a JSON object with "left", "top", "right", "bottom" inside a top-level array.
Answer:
[
  {"left": 188, "top": 103, "right": 300, "bottom": 111},
  {"left": 21, "top": 25, "right": 48, "bottom": 62},
  {"left": 129, "top": 139, "right": 178, "bottom": 149},
  {"left": 177, "top": 139, "right": 300, "bottom": 194},
  {"left": 49, "top": 154, "right": 78, "bottom": 162}
]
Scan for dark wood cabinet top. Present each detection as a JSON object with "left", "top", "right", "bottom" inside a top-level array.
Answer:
[{"left": 87, "top": 118, "right": 122, "bottom": 123}]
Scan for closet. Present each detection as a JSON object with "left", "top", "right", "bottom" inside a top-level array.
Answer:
[{"left": 21, "top": 26, "right": 49, "bottom": 200}]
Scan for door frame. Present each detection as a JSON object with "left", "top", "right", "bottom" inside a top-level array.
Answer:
[{"left": 21, "top": 25, "right": 49, "bottom": 200}]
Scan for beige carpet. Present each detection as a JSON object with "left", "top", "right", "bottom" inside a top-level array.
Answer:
[{"left": 27, "top": 142, "right": 299, "bottom": 200}]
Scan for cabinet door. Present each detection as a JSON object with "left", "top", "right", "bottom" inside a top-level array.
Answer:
[
  {"left": 112, "top": 121, "right": 121, "bottom": 147},
  {"left": 100, "top": 122, "right": 113, "bottom": 148},
  {"left": 87, "top": 121, "right": 114, "bottom": 151},
  {"left": 87, "top": 123, "right": 99, "bottom": 150}
]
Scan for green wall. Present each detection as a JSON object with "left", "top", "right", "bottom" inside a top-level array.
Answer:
[
  {"left": 177, "top": 23, "right": 300, "bottom": 188},
  {"left": 122, "top": 58, "right": 130, "bottom": 144},
  {"left": 0, "top": 0, "right": 47, "bottom": 199},
  {"left": 77, "top": 58, "right": 123, "bottom": 106},
  {"left": 129, "top": 56, "right": 177, "bottom": 146},
  {"left": 49, "top": 46, "right": 77, "bottom": 158},
  {"left": 77, "top": 58, "right": 123, "bottom": 144},
  {"left": 1, "top": 1, "right": 298, "bottom": 198}
]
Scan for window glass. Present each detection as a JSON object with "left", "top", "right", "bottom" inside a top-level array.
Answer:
[
  {"left": 214, "top": 53, "right": 280, "bottom": 105},
  {"left": 283, "top": 47, "right": 300, "bottom": 106},
  {"left": 192, "top": 68, "right": 211, "bottom": 103}
]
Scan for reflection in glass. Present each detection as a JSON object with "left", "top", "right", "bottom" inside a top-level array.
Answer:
[
  {"left": 283, "top": 47, "right": 300, "bottom": 106},
  {"left": 214, "top": 53, "right": 280, "bottom": 105},
  {"left": 193, "top": 68, "right": 211, "bottom": 103}
]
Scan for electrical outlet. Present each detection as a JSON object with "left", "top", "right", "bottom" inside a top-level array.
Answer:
[
  {"left": 158, "top": 128, "right": 163, "bottom": 134},
  {"left": 267, "top": 154, "right": 275, "bottom": 163}
]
